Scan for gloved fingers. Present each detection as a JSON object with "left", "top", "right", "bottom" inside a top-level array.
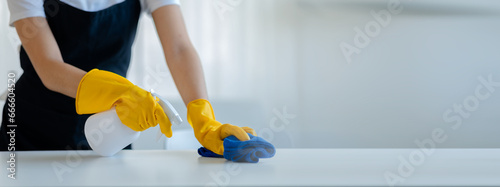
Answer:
[
  {"left": 220, "top": 124, "right": 251, "bottom": 141},
  {"left": 241, "top": 126, "right": 257, "bottom": 136},
  {"left": 115, "top": 103, "right": 146, "bottom": 132},
  {"left": 144, "top": 93, "right": 159, "bottom": 129},
  {"left": 126, "top": 123, "right": 145, "bottom": 132},
  {"left": 155, "top": 104, "right": 173, "bottom": 138},
  {"left": 207, "top": 139, "right": 225, "bottom": 155}
]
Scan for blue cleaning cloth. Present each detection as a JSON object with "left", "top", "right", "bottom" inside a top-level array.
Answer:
[
  {"left": 198, "top": 147, "right": 223, "bottom": 158},
  {"left": 197, "top": 133, "right": 276, "bottom": 163}
]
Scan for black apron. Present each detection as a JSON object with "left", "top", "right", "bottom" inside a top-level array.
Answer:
[{"left": 0, "top": 0, "right": 141, "bottom": 151}]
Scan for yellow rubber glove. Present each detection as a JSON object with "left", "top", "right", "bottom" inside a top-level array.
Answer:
[
  {"left": 75, "top": 69, "right": 172, "bottom": 137},
  {"left": 187, "top": 99, "right": 256, "bottom": 155}
]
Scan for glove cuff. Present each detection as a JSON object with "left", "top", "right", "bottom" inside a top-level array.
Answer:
[
  {"left": 75, "top": 69, "right": 132, "bottom": 114},
  {"left": 187, "top": 99, "right": 215, "bottom": 120},
  {"left": 75, "top": 69, "right": 99, "bottom": 114}
]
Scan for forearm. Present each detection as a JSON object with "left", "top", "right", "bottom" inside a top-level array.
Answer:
[
  {"left": 152, "top": 5, "right": 208, "bottom": 106},
  {"left": 14, "top": 17, "right": 85, "bottom": 98},
  {"left": 34, "top": 61, "right": 85, "bottom": 98},
  {"left": 164, "top": 48, "right": 208, "bottom": 106}
]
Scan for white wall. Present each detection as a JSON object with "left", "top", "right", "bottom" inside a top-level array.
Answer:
[
  {"left": 289, "top": 0, "right": 500, "bottom": 148},
  {"left": 0, "top": 0, "right": 22, "bottom": 95},
  {"left": 0, "top": 0, "right": 22, "bottom": 128},
  {"left": 171, "top": 0, "right": 500, "bottom": 148}
]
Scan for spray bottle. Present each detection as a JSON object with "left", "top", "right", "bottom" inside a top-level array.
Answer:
[{"left": 84, "top": 89, "right": 182, "bottom": 156}]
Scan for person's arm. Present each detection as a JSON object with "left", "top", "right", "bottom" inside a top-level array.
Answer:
[
  {"left": 152, "top": 5, "right": 256, "bottom": 155},
  {"left": 152, "top": 5, "right": 208, "bottom": 106},
  {"left": 14, "top": 17, "right": 86, "bottom": 98},
  {"left": 15, "top": 17, "right": 171, "bottom": 135}
]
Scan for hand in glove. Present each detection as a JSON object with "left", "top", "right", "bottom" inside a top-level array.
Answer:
[
  {"left": 75, "top": 69, "right": 172, "bottom": 137},
  {"left": 187, "top": 99, "right": 256, "bottom": 155}
]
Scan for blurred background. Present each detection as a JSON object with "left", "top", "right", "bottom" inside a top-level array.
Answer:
[{"left": 1, "top": 0, "right": 499, "bottom": 149}]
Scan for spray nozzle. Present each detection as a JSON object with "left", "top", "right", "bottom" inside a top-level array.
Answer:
[{"left": 150, "top": 89, "right": 183, "bottom": 142}]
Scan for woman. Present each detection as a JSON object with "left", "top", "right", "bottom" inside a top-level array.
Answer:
[{"left": 0, "top": 0, "right": 255, "bottom": 155}]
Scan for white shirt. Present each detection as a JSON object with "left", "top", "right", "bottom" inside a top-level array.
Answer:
[{"left": 7, "top": 0, "right": 180, "bottom": 26}]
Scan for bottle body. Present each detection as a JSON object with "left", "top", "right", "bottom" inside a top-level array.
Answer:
[{"left": 84, "top": 107, "right": 140, "bottom": 156}]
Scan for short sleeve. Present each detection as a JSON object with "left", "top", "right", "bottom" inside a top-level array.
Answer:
[
  {"left": 143, "top": 0, "right": 180, "bottom": 14},
  {"left": 7, "top": 0, "right": 45, "bottom": 27}
]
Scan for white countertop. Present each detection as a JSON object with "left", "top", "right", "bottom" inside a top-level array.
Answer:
[{"left": 1, "top": 149, "right": 500, "bottom": 186}]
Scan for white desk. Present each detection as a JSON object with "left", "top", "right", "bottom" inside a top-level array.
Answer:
[{"left": 1, "top": 149, "right": 499, "bottom": 186}]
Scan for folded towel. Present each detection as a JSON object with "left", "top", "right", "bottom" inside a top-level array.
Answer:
[
  {"left": 198, "top": 147, "right": 223, "bottom": 158},
  {"left": 197, "top": 133, "right": 276, "bottom": 163}
]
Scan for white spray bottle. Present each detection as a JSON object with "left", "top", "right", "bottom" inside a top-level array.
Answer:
[{"left": 84, "top": 89, "right": 182, "bottom": 156}]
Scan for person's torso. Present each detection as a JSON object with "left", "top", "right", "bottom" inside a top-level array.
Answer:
[{"left": 17, "top": 0, "right": 142, "bottom": 117}]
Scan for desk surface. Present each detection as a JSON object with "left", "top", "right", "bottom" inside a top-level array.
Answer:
[{"left": 1, "top": 149, "right": 500, "bottom": 186}]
